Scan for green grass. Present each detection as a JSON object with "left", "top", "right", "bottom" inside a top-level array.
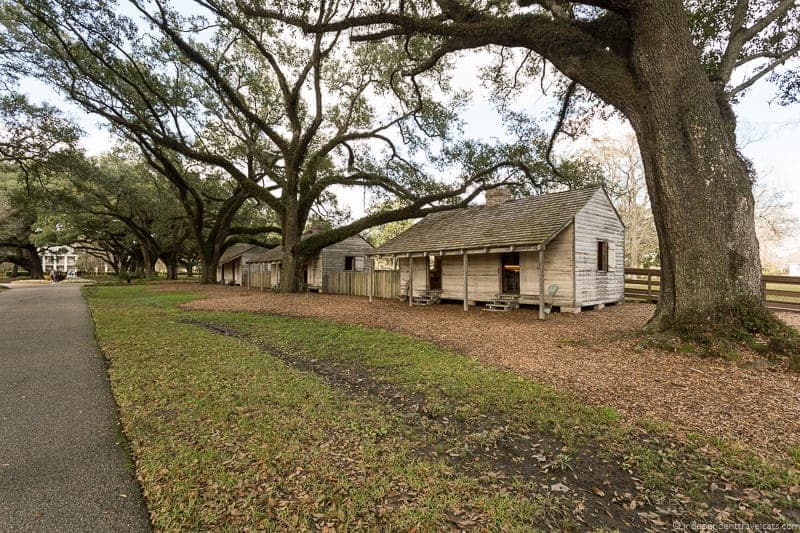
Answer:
[{"left": 86, "top": 286, "right": 800, "bottom": 530}]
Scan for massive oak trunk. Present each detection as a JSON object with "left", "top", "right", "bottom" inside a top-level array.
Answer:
[
  {"left": 277, "top": 202, "right": 306, "bottom": 292},
  {"left": 23, "top": 245, "right": 43, "bottom": 279},
  {"left": 624, "top": 2, "right": 763, "bottom": 329},
  {"left": 198, "top": 239, "right": 224, "bottom": 285}
]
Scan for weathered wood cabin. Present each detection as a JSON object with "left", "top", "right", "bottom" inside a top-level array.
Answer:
[
  {"left": 370, "top": 187, "right": 624, "bottom": 316},
  {"left": 252, "top": 233, "right": 374, "bottom": 291},
  {"left": 217, "top": 244, "right": 268, "bottom": 285}
]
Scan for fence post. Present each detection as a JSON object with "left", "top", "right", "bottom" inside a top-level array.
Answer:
[
  {"left": 368, "top": 258, "right": 374, "bottom": 303},
  {"left": 646, "top": 272, "right": 652, "bottom": 300}
]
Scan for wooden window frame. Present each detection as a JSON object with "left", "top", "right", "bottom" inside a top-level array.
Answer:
[{"left": 597, "top": 241, "right": 609, "bottom": 272}]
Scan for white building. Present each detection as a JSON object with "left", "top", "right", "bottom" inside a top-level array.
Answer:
[
  {"left": 40, "top": 245, "right": 80, "bottom": 274},
  {"left": 790, "top": 263, "right": 800, "bottom": 277}
]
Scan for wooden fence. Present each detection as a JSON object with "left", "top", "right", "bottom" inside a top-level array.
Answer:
[
  {"left": 325, "top": 270, "right": 400, "bottom": 299},
  {"left": 243, "top": 266, "right": 271, "bottom": 290},
  {"left": 624, "top": 268, "right": 800, "bottom": 312}
]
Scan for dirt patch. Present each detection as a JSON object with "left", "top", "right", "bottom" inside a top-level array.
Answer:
[{"left": 180, "top": 285, "right": 800, "bottom": 457}]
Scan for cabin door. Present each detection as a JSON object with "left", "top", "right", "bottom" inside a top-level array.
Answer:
[
  {"left": 428, "top": 256, "right": 442, "bottom": 290},
  {"left": 501, "top": 253, "right": 520, "bottom": 294}
]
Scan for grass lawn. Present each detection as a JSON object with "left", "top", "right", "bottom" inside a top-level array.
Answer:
[{"left": 87, "top": 286, "right": 800, "bottom": 530}]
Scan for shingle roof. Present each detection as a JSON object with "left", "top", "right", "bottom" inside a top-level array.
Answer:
[
  {"left": 372, "top": 187, "right": 601, "bottom": 255},
  {"left": 252, "top": 245, "right": 287, "bottom": 263},
  {"left": 249, "top": 232, "right": 315, "bottom": 263},
  {"left": 250, "top": 233, "right": 373, "bottom": 263},
  {"left": 219, "top": 243, "right": 264, "bottom": 265}
]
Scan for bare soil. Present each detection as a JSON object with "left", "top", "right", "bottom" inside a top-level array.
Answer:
[{"left": 180, "top": 285, "right": 800, "bottom": 457}]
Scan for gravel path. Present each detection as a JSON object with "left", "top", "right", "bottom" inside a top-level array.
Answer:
[
  {"left": 182, "top": 286, "right": 800, "bottom": 457},
  {"left": 0, "top": 285, "right": 150, "bottom": 532}
]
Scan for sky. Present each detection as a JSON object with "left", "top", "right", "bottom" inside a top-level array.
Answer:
[{"left": 16, "top": 40, "right": 800, "bottom": 264}]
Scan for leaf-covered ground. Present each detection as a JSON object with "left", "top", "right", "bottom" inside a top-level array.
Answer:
[
  {"left": 180, "top": 285, "right": 800, "bottom": 457},
  {"left": 88, "top": 286, "right": 800, "bottom": 531}
]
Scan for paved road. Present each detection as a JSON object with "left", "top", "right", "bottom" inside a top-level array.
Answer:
[{"left": 0, "top": 284, "right": 150, "bottom": 532}]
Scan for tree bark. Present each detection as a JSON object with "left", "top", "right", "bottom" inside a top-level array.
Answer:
[
  {"left": 198, "top": 238, "right": 225, "bottom": 284},
  {"left": 140, "top": 244, "right": 156, "bottom": 280},
  {"left": 277, "top": 203, "right": 305, "bottom": 292},
  {"left": 23, "top": 245, "right": 43, "bottom": 279},
  {"left": 627, "top": 2, "right": 763, "bottom": 328}
]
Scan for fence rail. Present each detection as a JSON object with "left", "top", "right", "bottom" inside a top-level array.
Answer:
[
  {"left": 624, "top": 268, "right": 800, "bottom": 312},
  {"left": 325, "top": 270, "right": 400, "bottom": 299}
]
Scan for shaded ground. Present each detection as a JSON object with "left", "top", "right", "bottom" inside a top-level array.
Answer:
[{"left": 181, "top": 285, "right": 800, "bottom": 457}]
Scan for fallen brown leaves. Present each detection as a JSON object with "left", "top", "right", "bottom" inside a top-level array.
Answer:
[{"left": 181, "top": 285, "right": 800, "bottom": 457}]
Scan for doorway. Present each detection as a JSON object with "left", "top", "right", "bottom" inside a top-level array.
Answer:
[
  {"left": 501, "top": 253, "right": 520, "bottom": 294},
  {"left": 429, "top": 256, "right": 442, "bottom": 290}
]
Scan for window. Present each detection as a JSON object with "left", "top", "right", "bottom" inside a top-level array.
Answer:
[
  {"left": 344, "top": 256, "right": 354, "bottom": 271},
  {"left": 597, "top": 241, "right": 609, "bottom": 271}
]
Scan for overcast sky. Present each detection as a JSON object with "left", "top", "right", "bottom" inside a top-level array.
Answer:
[{"left": 16, "top": 43, "right": 800, "bottom": 261}]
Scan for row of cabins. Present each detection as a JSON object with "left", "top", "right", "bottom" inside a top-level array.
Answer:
[
  {"left": 216, "top": 234, "right": 373, "bottom": 290},
  {"left": 217, "top": 187, "right": 625, "bottom": 315}
]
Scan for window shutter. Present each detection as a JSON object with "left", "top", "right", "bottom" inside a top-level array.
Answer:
[{"left": 355, "top": 256, "right": 365, "bottom": 271}]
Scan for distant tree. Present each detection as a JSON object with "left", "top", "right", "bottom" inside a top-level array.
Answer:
[
  {"left": 585, "top": 134, "right": 658, "bottom": 268},
  {"left": 1, "top": 0, "right": 558, "bottom": 290},
  {"left": 0, "top": 93, "right": 81, "bottom": 277}
]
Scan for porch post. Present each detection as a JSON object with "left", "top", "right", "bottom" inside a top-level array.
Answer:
[
  {"left": 368, "top": 257, "right": 374, "bottom": 303},
  {"left": 538, "top": 247, "right": 546, "bottom": 320},
  {"left": 463, "top": 252, "right": 469, "bottom": 311},
  {"left": 425, "top": 255, "right": 431, "bottom": 289},
  {"left": 408, "top": 255, "right": 414, "bottom": 307}
]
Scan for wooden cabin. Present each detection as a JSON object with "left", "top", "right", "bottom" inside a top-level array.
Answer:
[
  {"left": 369, "top": 187, "right": 624, "bottom": 317},
  {"left": 251, "top": 233, "right": 374, "bottom": 291},
  {"left": 217, "top": 244, "right": 268, "bottom": 285}
]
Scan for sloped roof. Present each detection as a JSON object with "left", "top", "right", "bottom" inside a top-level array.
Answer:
[
  {"left": 251, "top": 233, "right": 373, "bottom": 263},
  {"left": 373, "top": 187, "right": 602, "bottom": 255},
  {"left": 219, "top": 244, "right": 265, "bottom": 265}
]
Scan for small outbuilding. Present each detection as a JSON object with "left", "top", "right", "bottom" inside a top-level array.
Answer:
[
  {"left": 217, "top": 244, "right": 269, "bottom": 285},
  {"left": 251, "top": 233, "right": 374, "bottom": 291},
  {"left": 369, "top": 186, "right": 624, "bottom": 317}
]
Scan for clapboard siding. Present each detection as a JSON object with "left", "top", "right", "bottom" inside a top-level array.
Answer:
[
  {"left": 307, "top": 254, "right": 323, "bottom": 287},
  {"left": 399, "top": 256, "right": 433, "bottom": 297},
  {"left": 320, "top": 236, "right": 373, "bottom": 276},
  {"left": 399, "top": 228, "right": 574, "bottom": 305},
  {"left": 218, "top": 246, "right": 268, "bottom": 284},
  {"left": 442, "top": 254, "right": 499, "bottom": 301},
  {"left": 573, "top": 189, "right": 625, "bottom": 306},
  {"left": 520, "top": 223, "right": 575, "bottom": 306}
]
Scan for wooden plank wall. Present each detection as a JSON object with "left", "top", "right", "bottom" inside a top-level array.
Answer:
[
  {"left": 399, "top": 225, "right": 575, "bottom": 305},
  {"left": 573, "top": 189, "right": 625, "bottom": 306},
  {"left": 519, "top": 224, "right": 575, "bottom": 306},
  {"left": 399, "top": 257, "right": 432, "bottom": 297},
  {"left": 320, "top": 236, "right": 374, "bottom": 277},
  {"left": 242, "top": 267, "right": 270, "bottom": 289},
  {"left": 325, "top": 270, "right": 401, "bottom": 299}
]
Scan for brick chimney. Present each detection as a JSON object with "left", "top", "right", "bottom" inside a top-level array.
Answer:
[
  {"left": 310, "top": 221, "right": 329, "bottom": 234},
  {"left": 485, "top": 187, "right": 513, "bottom": 207}
]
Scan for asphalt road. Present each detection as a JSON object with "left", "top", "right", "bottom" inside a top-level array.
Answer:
[{"left": 0, "top": 284, "right": 151, "bottom": 532}]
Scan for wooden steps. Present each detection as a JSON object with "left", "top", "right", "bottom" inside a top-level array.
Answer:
[
  {"left": 482, "top": 294, "right": 520, "bottom": 312},
  {"left": 411, "top": 289, "right": 442, "bottom": 306}
]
